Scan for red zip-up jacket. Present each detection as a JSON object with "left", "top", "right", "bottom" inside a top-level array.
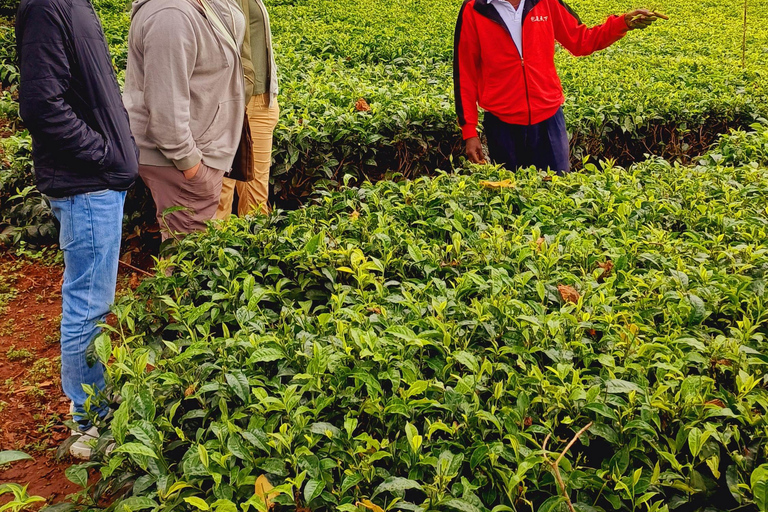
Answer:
[{"left": 454, "top": 0, "right": 629, "bottom": 140}]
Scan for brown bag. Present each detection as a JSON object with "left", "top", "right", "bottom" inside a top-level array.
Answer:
[{"left": 228, "top": 112, "right": 254, "bottom": 182}]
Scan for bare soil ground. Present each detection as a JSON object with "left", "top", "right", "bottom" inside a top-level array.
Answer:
[{"left": 0, "top": 253, "right": 143, "bottom": 505}]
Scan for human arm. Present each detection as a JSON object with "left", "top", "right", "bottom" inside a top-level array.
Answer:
[
  {"left": 140, "top": 9, "right": 202, "bottom": 172},
  {"left": 551, "top": 0, "right": 630, "bottom": 57},
  {"left": 454, "top": 1, "right": 482, "bottom": 141}
]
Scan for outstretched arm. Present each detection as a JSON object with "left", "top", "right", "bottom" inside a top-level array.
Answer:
[{"left": 553, "top": 3, "right": 665, "bottom": 57}]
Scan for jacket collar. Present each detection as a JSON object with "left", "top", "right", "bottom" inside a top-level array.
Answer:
[{"left": 474, "top": 0, "right": 542, "bottom": 27}]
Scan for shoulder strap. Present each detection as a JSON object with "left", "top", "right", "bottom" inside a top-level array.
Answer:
[{"left": 199, "top": 0, "right": 238, "bottom": 52}]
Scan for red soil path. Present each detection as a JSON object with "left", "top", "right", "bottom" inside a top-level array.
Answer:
[
  {"left": 0, "top": 256, "right": 79, "bottom": 504},
  {"left": 0, "top": 254, "right": 143, "bottom": 505}
]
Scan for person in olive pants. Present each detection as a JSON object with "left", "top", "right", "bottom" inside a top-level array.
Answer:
[{"left": 215, "top": 0, "right": 280, "bottom": 218}]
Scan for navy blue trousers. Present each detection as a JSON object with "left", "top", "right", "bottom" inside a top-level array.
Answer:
[{"left": 484, "top": 108, "right": 571, "bottom": 174}]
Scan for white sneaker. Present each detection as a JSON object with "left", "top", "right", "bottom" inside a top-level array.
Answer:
[
  {"left": 70, "top": 425, "right": 100, "bottom": 460},
  {"left": 67, "top": 402, "right": 116, "bottom": 460},
  {"left": 68, "top": 402, "right": 98, "bottom": 460}
]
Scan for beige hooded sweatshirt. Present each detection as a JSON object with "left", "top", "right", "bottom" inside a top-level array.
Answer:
[{"left": 124, "top": 0, "right": 246, "bottom": 172}]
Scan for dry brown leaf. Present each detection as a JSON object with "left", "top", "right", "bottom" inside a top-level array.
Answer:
[
  {"left": 357, "top": 500, "right": 385, "bottom": 512},
  {"left": 558, "top": 285, "right": 581, "bottom": 304},
  {"left": 598, "top": 260, "right": 614, "bottom": 280},
  {"left": 255, "top": 474, "right": 278, "bottom": 509},
  {"left": 524, "top": 417, "right": 533, "bottom": 427},
  {"left": 355, "top": 98, "right": 371, "bottom": 112},
  {"left": 705, "top": 399, "right": 726, "bottom": 408},
  {"left": 184, "top": 384, "right": 197, "bottom": 397},
  {"left": 535, "top": 237, "right": 546, "bottom": 250},
  {"left": 479, "top": 179, "right": 515, "bottom": 189},
  {"left": 350, "top": 210, "right": 360, "bottom": 221}
]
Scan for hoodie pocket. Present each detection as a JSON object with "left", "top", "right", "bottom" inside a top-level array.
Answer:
[{"left": 195, "top": 99, "right": 242, "bottom": 154}]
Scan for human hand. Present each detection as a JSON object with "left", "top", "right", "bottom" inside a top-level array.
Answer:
[
  {"left": 465, "top": 137, "right": 486, "bottom": 164},
  {"left": 183, "top": 162, "right": 201, "bottom": 180},
  {"left": 624, "top": 9, "right": 668, "bottom": 30}
]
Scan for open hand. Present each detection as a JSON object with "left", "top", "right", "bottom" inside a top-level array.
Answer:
[
  {"left": 624, "top": 9, "right": 668, "bottom": 30},
  {"left": 465, "top": 137, "right": 486, "bottom": 164}
]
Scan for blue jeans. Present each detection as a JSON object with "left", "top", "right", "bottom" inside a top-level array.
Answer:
[{"left": 48, "top": 189, "right": 126, "bottom": 421}]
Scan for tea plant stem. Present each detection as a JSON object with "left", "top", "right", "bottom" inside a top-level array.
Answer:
[
  {"left": 556, "top": 422, "right": 594, "bottom": 465},
  {"left": 118, "top": 259, "right": 152, "bottom": 277},
  {"left": 542, "top": 422, "right": 594, "bottom": 512}
]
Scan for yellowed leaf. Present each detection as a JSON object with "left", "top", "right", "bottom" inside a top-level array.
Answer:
[
  {"left": 479, "top": 179, "right": 515, "bottom": 189},
  {"left": 357, "top": 500, "right": 385, "bottom": 512},
  {"left": 255, "top": 474, "right": 278, "bottom": 509}
]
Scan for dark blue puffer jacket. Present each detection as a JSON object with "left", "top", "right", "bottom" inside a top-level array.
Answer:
[{"left": 16, "top": 0, "right": 138, "bottom": 198}]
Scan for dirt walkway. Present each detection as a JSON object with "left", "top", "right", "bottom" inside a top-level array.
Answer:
[{"left": 0, "top": 252, "right": 145, "bottom": 505}]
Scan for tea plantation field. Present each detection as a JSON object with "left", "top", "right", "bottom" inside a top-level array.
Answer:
[
  {"left": 85, "top": 127, "right": 768, "bottom": 512},
  {"left": 0, "top": 0, "right": 767, "bottom": 510},
  {"left": 266, "top": 0, "right": 768, "bottom": 192}
]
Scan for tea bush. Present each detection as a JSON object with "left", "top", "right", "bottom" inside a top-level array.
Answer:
[{"left": 78, "top": 127, "right": 768, "bottom": 512}]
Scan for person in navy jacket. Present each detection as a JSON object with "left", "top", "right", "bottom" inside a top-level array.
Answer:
[
  {"left": 453, "top": 0, "right": 663, "bottom": 173},
  {"left": 17, "top": 0, "right": 138, "bottom": 460}
]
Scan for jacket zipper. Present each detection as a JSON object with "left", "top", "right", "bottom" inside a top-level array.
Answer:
[
  {"left": 486, "top": 7, "right": 533, "bottom": 125},
  {"left": 520, "top": 14, "right": 532, "bottom": 125}
]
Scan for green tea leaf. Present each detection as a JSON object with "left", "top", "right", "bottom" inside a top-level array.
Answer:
[
  {"left": 605, "top": 379, "right": 644, "bottom": 395},
  {"left": 225, "top": 370, "right": 251, "bottom": 402},
  {"left": 304, "top": 478, "right": 324, "bottom": 504},
  {"left": 94, "top": 332, "right": 112, "bottom": 365},
  {"left": 65, "top": 465, "right": 88, "bottom": 488},
  {"left": 113, "top": 443, "right": 158, "bottom": 459},
  {"left": 184, "top": 497, "right": 210, "bottom": 511},
  {"left": 688, "top": 427, "right": 703, "bottom": 458},
  {"left": 373, "top": 477, "right": 423, "bottom": 497},
  {"left": 453, "top": 351, "right": 479, "bottom": 373},
  {"left": 0, "top": 451, "right": 33, "bottom": 465},
  {"left": 444, "top": 498, "right": 483, "bottom": 512},
  {"left": 751, "top": 464, "right": 768, "bottom": 511},
  {"left": 116, "top": 497, "right": 159, "bottom": 511},
  {"left": 305, "top": 232, "right": 323, "bottom": 255}
]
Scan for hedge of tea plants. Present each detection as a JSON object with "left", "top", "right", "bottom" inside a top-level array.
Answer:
[{"left": 74, "top": 127, "right": 768, "bottom": 512}]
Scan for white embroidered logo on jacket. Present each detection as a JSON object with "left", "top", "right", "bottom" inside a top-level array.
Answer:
[{"left": 530, "top": 15, "right": 549, "bottom": 21}]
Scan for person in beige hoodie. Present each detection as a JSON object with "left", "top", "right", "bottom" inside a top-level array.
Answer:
[{"left": 124, "top": 0, "right": 246, "bottom": 240}]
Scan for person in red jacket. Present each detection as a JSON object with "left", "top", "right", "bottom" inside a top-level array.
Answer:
[{"left": 454, "top": 0, "right": 664, "bottom": 173}]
